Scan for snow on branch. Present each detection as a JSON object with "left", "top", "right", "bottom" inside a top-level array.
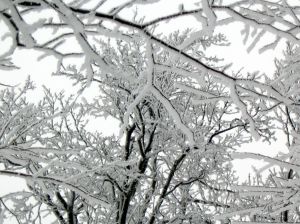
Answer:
[
  {"left": 0, "top": 14, "right": 17, "bottom": 60},
  {"left": 216, "top": 5, "right": 300, "bottom": 48},
  {"left": 0, "top": 170, "right": 110, "bottom": 207},
  {"left": 120, "top": 40, "right": 153, "bottom": 133},
  {"left": 215, "top": 206, "right": 265, "bottom": 220},
  {"left": 47, "top": 0, "right": 115, "bottom": 86},
  {"left": 150, "top": 85, "right": 195, "bottom": 146},
  {"left": 2, "top": 0, "right": 36, "bottom": 47},
  {"left": 232, "top": 152, "right": 300, "bottom": 171},
  {"left": 202, "top": 0, "right": 217, "bottom": 35},
  {"left": 229, "top": 82, "right": 260, "bottom": 140}
]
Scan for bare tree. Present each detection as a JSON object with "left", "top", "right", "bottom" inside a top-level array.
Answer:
[
  {"left": 0, "top": 37, "right": 242, "bottom": 223},
  {"left": 1, "top": 0, "right": 300, "bottom": 224}
]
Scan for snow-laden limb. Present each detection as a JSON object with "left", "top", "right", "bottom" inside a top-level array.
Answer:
[
  {"left": 175, "top": 82, "right": 231, "bottom": 104},
  {"left": 0, "top": 105, "right": 29, "bottom": 141},
  {"left": 215, "top": 206, "right": 265, "bottom": 220},
  {"left": 232, "top": 152, "right": 300, "bottom": 171},
  {"left": 231, "top": 185, "right": 288, "bottom": 193},
  {"left": 175, "top": 83, "right": 217, "bottom": 98},
  {"left": 256, "top": 153, "right": 291, "bottom": 173},
  {"left": 147, "top": 31, "right": 236, "bottom": 82},
  {"left": 2, "top": 0, "right": 35, "bottom": 47},
  {"left": 0, "top": 58, "right": 19, "bottom": 71},
  {"left": 215, "top": 5, "right": 300, "bottom": 47},
  {"left": 229, "top": 83, "right": 260, "bottom": 140},
  {"left": 155, "top": 64, "right": 200, "bottom": 80},
  {"left": 64, "top": 158, "right": 138, "bottom": 183},
  {"left": 120, "top": 40, "right": 153, "bottom": 134},
  {"left": 0, "top": 14, "right": 17, "bottom": 59},
  {"left": 150, "top": 85, "right": 195, "bottom": 146},
  {"left": 202, "top": 0, "right": 217, "bottom": 35},
  {"left": 120, "top": 85, "right": 149, "bottom": 132},
  {"left": 0, "top": 170, "right": 110, "bottom": 208},
  {"left": 228, "top": 177, "right": 300, "bottom": 222},
  {"left": 235, "top": 79, "right": 294, "bottom": 105},
  {"left": 48, "top": 0, "right": 116, "bottom": 86},
  {"left": 178, "top": 30, "right": 206, "bottom": 50},
  {"left": 269, "top": 201, "right": 300, "bottom": 216}
]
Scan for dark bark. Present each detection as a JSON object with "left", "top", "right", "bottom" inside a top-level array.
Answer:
[
  {"left": 44, "top": 194, "right": 67, "bottom": 224},
  {"left": 137, "top": 157, "right": 158, "bottom": 224},
  {"left": 117, "top": 124, "right": 157, "bottom": 224},
  {"left": 282, "top": 169, "right": 294, "bottom": 222},
  {"left": 118, "top": 155, "right": 151, "bottom": 224},
  {"left": 148, "top": 147, "right": 190, "bottom": 224}
]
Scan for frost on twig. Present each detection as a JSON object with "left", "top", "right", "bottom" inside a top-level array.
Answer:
[
  {"left": 150, "top": 85, "right": 195, "bottom": 146},
  {"left": 229, "top": 82, "right": 260, "bottom": 141},
  {"left": 2, "top": 1, "right": 300, "bottom": 223}
]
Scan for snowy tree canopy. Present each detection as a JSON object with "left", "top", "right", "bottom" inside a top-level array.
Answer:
[{"left": 0, "top": 0, "right": 300, "bottom": 223}]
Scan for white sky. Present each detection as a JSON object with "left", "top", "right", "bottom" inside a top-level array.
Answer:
[{"left": 0, "top": 1, "right": 291, "bottom": 222}]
